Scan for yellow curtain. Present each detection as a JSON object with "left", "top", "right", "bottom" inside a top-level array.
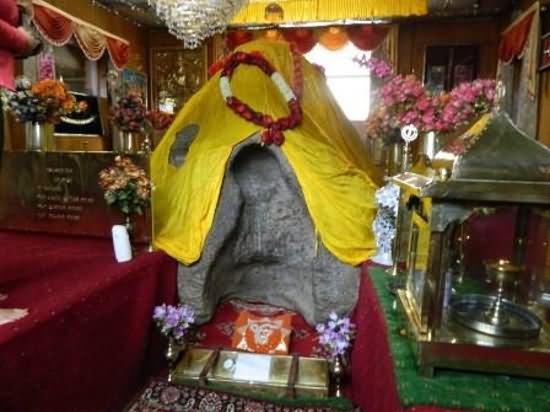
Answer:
[
  {"left": 151, "top": 40, "right": 381, "bottom": 266},
  {"left": 232, "top": 0, "right": 427, "bottom": 24}
]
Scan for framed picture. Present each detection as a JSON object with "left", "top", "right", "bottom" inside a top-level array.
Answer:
[
  {"left": 107, "top": 66, "right": 148, "bottom": 106},
  {"left": 120, "top": 68, "right": 148, "bottom": 103},
  {"left": 540, "top": 32, "right": 550, "bottom": 71},
  {"left": 425, "top": 65, "right": 446, "bottom": 94},
  {"left": 149, "top": 46, "right": 208, "bottom": 114}
]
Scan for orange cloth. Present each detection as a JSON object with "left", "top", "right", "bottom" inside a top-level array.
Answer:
[{"left": 231, "top": 311, "right": 292, "bottom": 354}]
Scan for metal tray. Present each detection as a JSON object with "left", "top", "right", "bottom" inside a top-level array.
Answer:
[{"left": 450, "top": 294, "right": 542, "bottom": 339}]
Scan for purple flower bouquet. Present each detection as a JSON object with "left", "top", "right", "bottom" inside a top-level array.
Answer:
[
  {"left": 316, "top": 312, "right": 356, "bottom": 360},
  {"left": 153, "top": 304, "right": 195, "bottom": 341}
]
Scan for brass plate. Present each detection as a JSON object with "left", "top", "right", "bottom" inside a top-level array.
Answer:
[
  {"left": 173, "top": 348, "right": 329, "bottom": 398},
  {"left": 0, "top": 151, "right": 151, "bottom": 243}
]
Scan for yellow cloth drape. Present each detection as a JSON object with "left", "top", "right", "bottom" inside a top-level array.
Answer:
[
  {"left": 151, "top": 40, "right": 381, "bottom": 266},
  {"left": 232, "top": 0, "right": 427, "bottom": 24}
]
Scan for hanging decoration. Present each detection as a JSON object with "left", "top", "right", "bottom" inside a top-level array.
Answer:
[
  {"left": 148, "top": 0, "right": 248, "bottom": 49},
  {"left": 226, "top": 24, "right": 391, "bottom": 53},
  {"left": 31, "top": 0, "right": 130, "bottom": 70},
  {"left": 218, "top": 46, "right": 303, "bottom": 145},
  {"left": 498, "top": 11, "right": 536, "bottom": 64},
  {"left": 231, "top": 0, "right": 427, "bottom": 25}
]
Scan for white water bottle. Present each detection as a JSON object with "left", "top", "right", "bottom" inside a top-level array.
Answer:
[{"left": 112, "top": 225, "right": 132, "bottom": 263}]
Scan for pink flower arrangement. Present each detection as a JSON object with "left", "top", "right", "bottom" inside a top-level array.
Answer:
[
  {"left": 354, "top": 55, "right": 393, "bottom": 79},
  {"left": 359, "top": 57, "right": 496, "bottom": 142},
  {"left": 111, "top": 93, "right": 150, "bottom": 133},
  {"left": 439, "top": 79, "right": 497, "bottom": 132}
]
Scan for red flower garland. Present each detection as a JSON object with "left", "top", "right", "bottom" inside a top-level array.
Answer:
[{"left": 219, "top": 45, "right": 304, "bottom": 146}]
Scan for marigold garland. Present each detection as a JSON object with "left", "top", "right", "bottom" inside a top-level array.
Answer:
[{"left": 218, "top": 44, "right": 304, "bottom": 146}]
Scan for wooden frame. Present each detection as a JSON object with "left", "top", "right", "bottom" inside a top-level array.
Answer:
[
  {"left": 540, "top": 32, "right": 550, "bottom": 71},
  {"left": 148, "top": 45, "right": 208, "bottom": 114}
]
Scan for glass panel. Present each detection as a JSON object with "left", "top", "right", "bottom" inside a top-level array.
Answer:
[{"left": 408, "top": 211, "right": 431, "bottom": 310}]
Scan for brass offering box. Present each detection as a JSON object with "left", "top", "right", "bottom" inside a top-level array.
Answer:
[
  {"left": 0, "top": 151, "right": 151, "bottom": 244},
  {"left": 392, "top": 112, "right": 550, "bottom": 379},
  {"left": 173, "top": 348, "right": 329, "bottom": 398}
]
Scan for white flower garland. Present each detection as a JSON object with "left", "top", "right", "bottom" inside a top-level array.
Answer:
[
  {"left": 219, "top": 71, "right": 296, "bottom": 103},
  {"left": 371, "top": 183, "right": 400, "bottom": 266}
]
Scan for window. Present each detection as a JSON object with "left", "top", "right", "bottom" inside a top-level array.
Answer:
[{"left": 305, "top": 43, "right": 371, "bottom": 121}]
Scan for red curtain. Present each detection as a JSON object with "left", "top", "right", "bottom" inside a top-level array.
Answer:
[
  {"left": 498, "top": 11, "right": 535, "bottom": 63},
  {"left": 226, "top": 25, "right": 389, "bottom": 53},
  {"left": 107, "top": 37, "right": 130, "bottom": 70},
  {"left": 31, "top": 1, "right": 130, "bottom": 70},
  {"left": 348, "top": 25, "right": 390, "bottom": 51},
  {"left": 226, "top": 30, "right": 254, "bottom": 51},
  {"left": 32, "top": 4, "right": 74, "bottom": 46},
  {"left": 283, "top": 28, "right": 317, "bottom": 54}
]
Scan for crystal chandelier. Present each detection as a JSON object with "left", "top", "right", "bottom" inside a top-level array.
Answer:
[{"left": 148, "top": 0, "right": 248, "bottom": 49}]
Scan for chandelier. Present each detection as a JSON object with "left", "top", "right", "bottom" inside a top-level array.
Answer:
[{"left": 148, "top": 0, "right": 248, "bottom": 49}]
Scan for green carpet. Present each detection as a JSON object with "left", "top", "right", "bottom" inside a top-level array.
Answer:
[{"left": 369, "top": 267, "right": 550, "bottom": 412}]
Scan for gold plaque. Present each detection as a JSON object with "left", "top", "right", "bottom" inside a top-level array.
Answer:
[
  {"left": 173, "top": 348, "right": 329, "bottom": 398},
  {"left": 0, "top": 151, "right": 151, "bottom": 243}
]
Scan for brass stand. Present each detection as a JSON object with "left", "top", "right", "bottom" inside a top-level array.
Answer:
[
  {"left": 165, "top": 338, "right": 186, "bottom": 382},
  {"left": 386, "top": 137, "right": 415, "bottom": 286}
]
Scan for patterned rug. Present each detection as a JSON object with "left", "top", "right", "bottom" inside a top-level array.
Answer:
[{"left": 125, "top": 379, "right": 353, "bottom": 412}]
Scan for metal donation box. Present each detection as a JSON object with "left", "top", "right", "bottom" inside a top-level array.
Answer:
[{"left": 393, "top": 112, "right": 550, "bottom": 379}]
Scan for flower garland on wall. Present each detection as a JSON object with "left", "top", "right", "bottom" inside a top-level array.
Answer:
[{"left": 216, "top": 44, "right": 303, "bottom": 146}]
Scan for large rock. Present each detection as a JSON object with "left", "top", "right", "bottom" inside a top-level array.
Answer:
[{"left": 174, "top": 132, "right": 360, "bottom": 326}]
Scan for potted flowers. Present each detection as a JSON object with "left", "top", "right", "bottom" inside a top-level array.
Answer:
[
  {"left": 110, "top": 93, "right": 150, "bottom": 153},
  {"left": 153, "top": 303, "right": 195, "bottom": 381},
  {"left": 316, "top": 312, "right": 356, "bottom": 397},
  {"left": 357, "top": 57, "right": 496, "bottom": 173},
  {"left": 147, "top": 110, "right": 174, "bottom": 148},
  {"left": 98, "top": 155, "right": 151, "bottom": 233},
  {"left": 1, "top": 77, "right": 80, "bottom": 151}
]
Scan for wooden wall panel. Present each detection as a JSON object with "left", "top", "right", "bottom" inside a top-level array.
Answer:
[{"left": 397, "top": 18, "right": 502, "bottom": 80}]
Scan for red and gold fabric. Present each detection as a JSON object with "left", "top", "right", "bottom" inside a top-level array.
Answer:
[{"left": 31, "top": 0, "right": 129, "bottom": 69}]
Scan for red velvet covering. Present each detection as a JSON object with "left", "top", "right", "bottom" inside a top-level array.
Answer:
[{"left": 0, "top": 231, "right": 177, "bottom": 412}]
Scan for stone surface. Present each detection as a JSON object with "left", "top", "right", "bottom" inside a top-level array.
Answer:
[{"left": 175, "top": 134, "right": 360, "bottom": 326}]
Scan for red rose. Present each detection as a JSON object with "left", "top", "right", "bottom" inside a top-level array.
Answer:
[{"left": 273, "top": 131, "right": 284, "bottom": 145}]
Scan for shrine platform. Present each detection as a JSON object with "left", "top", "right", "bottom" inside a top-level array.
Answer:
[
  {"left": 0, "top": 231, "right": 177, "bottom": 412},
  {"left": 0, "top": 231, "right": 546, "bottom": 412}
]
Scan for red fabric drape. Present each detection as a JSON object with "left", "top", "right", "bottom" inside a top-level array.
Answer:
[
  {"left": 226, "top": 30, "right": 254, "bottom": 51},
  {"left": 283, "top": 28, "right": 316, "bottom": 54},
  {"left": 32, "top": 3, "right": 73, "bottom": 46},
  {"left": 226, "top": 25, "right": 389, "bottom": 53},
  {"left": 348, "top": 25, "right": 390, "bottom": 51},
  {"left": 0, "top": 232, "right": 177, "bottom": 412},
  {"left": 106, "top": 37, "right": 130, "bottom": 70},
  {"left": 31, "top": 1, "right": 130, "bottom": 70},
  {"left": 498, "top": 11, "right": 535, "bottom": 63}
]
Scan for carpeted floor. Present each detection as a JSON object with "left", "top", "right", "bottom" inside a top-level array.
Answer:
[{"left": 125, "top": 379, "right": 353, "bottom": 412}]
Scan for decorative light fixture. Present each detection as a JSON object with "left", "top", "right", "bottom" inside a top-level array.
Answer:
[{"left": 148, "top": 0, "right": 248, "bottom": 49}]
